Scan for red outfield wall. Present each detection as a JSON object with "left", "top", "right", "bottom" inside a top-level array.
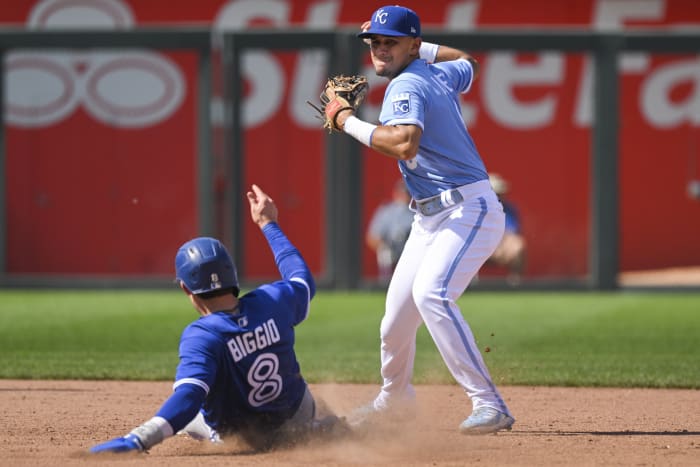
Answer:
[{"left": 3, "top": 0, "right": 700, "bottom": 280}]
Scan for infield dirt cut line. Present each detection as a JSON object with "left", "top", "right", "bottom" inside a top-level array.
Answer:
[{"left": 1, "top": 380, "right": 698, "bottom": 466}]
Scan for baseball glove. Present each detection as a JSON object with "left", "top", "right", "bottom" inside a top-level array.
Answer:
[{"left": 307, "top": 75, "right": 369, "bottom": 132}]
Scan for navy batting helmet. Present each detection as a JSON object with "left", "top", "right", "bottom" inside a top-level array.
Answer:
[{"left": 175, "top": 237, "right": 239, "bottom": 295}]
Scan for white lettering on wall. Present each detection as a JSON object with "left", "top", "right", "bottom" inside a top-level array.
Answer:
[
  {"left": 6, "top": 0, "right": 185, "bottom": 128},
  {"left": 8, "top": 0, "right": 700, "bottom": 130},
  {"left": 215, "top": 0, "right": 289, "bottom": 127},
  {"left": 641, "top": 59, "right": 700, "bottom": 128},
  {"left": 216, "top": 0, "right": 483, "bottom": 128},
  {"left": 6, "top": 51, "right": 185, "bottom": 128},
  {"left": 444, "top": 1, "right": 480, "bottom": 123},
  {"left": 483, "top": 52, "right": 564, "bottom": 129},
  {"left": 27, "top": 0, "right": 134, "bottom": 29},
  {"left": 241, "top": 53, "right": 285, "bottom": 127},
  {"left": 594, "top": 0, "right": 665, "bottom": 30},
  {"left": 215, "top": 0, "right": 289, "bottom": 28},
  {"left": 574, "top": 0, "right": 664, "bottom": 126},
  {"left": 290, "top": 1, "right": 340, "bottom": 128}
]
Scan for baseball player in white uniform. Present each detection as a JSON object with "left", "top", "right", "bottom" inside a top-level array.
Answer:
[{"left": 330, "top": 5, "right": 515, "bottom": 434}]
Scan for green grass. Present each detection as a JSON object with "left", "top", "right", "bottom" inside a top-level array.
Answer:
[
  {"left": 0, "top": 290, "right": 191, "bottom": 379},
  {"left": 0, "top": 290, "right": 698, "bottom": 388}
]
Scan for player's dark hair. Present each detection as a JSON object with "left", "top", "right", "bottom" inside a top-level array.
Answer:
[{"left": 197, "top": 286, "right": 239, "bottom": 300}]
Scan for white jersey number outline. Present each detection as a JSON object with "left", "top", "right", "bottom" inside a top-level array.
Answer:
[{"left": 247, "top": 353, "right": 283, "bottom": 407}]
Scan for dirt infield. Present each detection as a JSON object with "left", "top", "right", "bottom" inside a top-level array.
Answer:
[
  {"left": 618, "top": 266, "right": 700, "bottom": 287},
  {"left": 1, "top": 380, "right": 698, "bottom": 466}
]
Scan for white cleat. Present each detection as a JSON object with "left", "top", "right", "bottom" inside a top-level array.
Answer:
[
  {"left": 459, "top": 407, "right": 515, "bottom": 435},
  {"left": 347, "top": 400, "right": 416, "bottom": 430}
]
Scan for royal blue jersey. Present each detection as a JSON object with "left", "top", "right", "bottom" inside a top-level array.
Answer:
[
  {"left": 156, "top": 223, "right": 315, "bottom": 435},
  {"left": 379, "top": 58, "right": 489, "bottom": 199}
]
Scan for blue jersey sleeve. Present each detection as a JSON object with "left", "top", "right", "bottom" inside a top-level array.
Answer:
[
  {"left": 250, "top": 279, "right": 311, "bottom": 326},
  {"left": 262, "top": 221, "right": 315, "bottom": 299},
  {"left": 435, "top": 58, "right": 475, "bottom": 94},
  {"left": 173, "top": 325, "right": 220, "bottom": 394},
  {"left": 152, "top": 324, "right": 220, "bottom": 433},
  {"left": 381, "top": 78, "right": 425, "bottom": 129},
  {"left": 155, "top": 383, "right": 207, "bottom": 433}
]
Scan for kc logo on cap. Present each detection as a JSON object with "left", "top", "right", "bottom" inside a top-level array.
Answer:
[
  {"left": 374, "top": 9, "right": 389, "bottom": 24},
  {"left": 358, "top": 5, "right": 421, "bottom": 38}
]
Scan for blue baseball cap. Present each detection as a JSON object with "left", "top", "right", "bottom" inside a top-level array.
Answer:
[{"left": 357, "top": 5, "right": 421, "bottom": 38}]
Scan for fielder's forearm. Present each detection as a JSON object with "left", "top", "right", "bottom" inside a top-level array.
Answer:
[{"left": 341, "top": 114, "right": 421, "bottom": 161}]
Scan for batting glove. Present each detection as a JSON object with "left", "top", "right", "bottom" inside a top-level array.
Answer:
[{"left": 90, "top": 433, "right": 144, "bottom": 454}]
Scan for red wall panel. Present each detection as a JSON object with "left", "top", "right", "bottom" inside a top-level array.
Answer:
[
  {"left": 5, "top": 51, "right": 199, "bottom": 275},
  {"left": 2, "top": 0, "right": 699, "bottom": 281}
]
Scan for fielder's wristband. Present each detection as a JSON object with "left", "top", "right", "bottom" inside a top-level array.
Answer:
[
  {"left": 419, "top": 41, "right": 439, "bottom": 64},
  {"left": 343, "top": 115, "right": 377, "bottom": 147}
]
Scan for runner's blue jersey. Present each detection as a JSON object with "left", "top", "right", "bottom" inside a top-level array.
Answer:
[
  {"left": 379, "top": 58, "right": 489, "bottom": 199},
  {"left": 171, "top": 223, "right": 314, "bottom": 433}
]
